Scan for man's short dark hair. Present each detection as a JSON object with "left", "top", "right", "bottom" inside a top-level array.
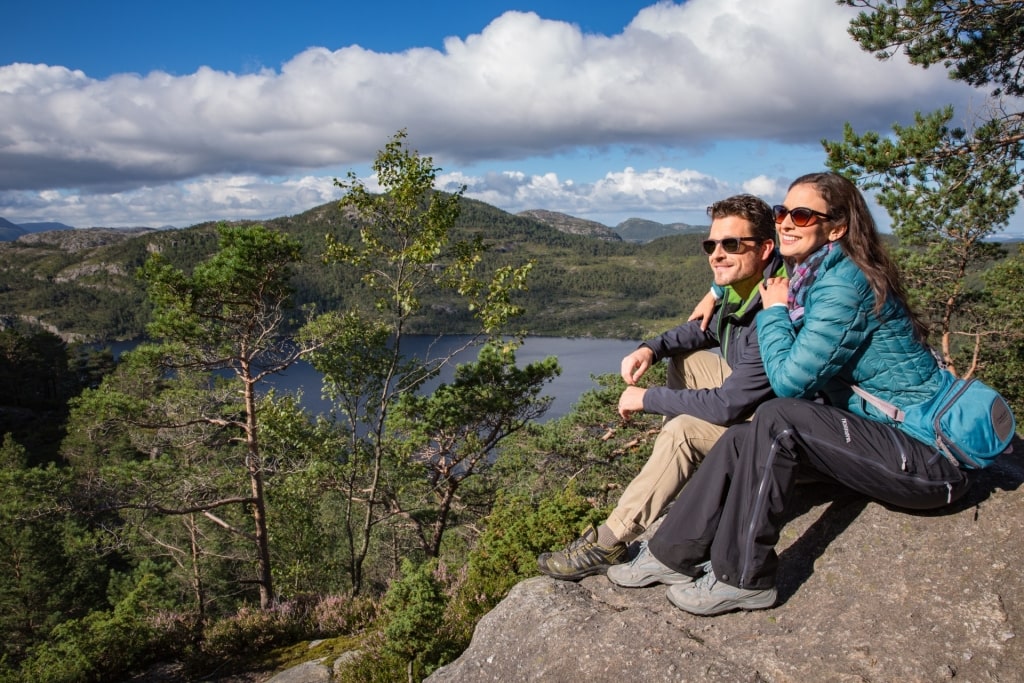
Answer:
[{"left": 706, "top": 194, "right": 776, "bottom": 243}]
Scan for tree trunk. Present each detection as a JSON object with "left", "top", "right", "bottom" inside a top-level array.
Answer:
[
  {"left": 188, "top": 513, "right": 206, "bottom": 628},
  {"left": 244, "top": 373, "right": 274, "bottom": 609}
]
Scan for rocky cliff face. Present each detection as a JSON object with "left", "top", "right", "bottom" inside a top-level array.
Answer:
[
  {"left": 517, "top": 209, "right": 622, "bottom": 241},
  {"left": 14, "top": 227, "right": 155, "bottom": 251},
  {"left": 428, "top": 438, "right": 1024, "bottom": 682}
]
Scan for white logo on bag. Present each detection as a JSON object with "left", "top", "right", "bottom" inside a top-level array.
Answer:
[{"left": 840, "top": 418, "right": 851, "bottom": 443}]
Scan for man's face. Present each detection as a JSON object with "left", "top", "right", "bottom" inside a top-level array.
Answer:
[{"left": 706, "top": 215, "right": 771, "bottom": 293}]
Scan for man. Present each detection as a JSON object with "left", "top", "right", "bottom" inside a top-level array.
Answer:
[{"left": 538, "top": 193, "right": 784, "bottom": 580}]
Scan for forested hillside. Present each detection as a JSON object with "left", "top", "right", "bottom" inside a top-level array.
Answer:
[
  {"left": 1, "top": 134, "right": 1022, "bottom": 682},
  {"left": 0, "top": 141, "right": 701, "bottom": 683},
  {"left": 0, "top": 196, "right": 712, "bottom": 343}
]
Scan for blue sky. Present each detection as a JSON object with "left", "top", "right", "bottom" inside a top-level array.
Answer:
[{"left": 0, "top": 0, "right": 1007, "bottom": 233}]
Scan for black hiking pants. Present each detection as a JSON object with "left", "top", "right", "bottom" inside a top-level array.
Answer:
[{"left": 647, "top": 397, "right": 970, "bottom": 590}]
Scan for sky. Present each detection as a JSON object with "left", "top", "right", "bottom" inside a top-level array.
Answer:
[{"left": 0, "top": 0, "right": 1012, "bottom": 233}]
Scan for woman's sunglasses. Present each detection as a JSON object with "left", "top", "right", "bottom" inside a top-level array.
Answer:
[
  {"left": 701, "top": 237, "right": 762, "bottom": 255},
  {"left": 773, "top": 205, "right": 833, "bottom": 227}
]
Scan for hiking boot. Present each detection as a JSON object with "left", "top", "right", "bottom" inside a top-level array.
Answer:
[
  {"left": 606, "top": 542, "right": 695, "bottom": 587},
  {"left": 666, "top": 565, "right": 777, "bottom": 615},
  {"left": 537, "top": 525, "right": 626, "bottom": 580}
]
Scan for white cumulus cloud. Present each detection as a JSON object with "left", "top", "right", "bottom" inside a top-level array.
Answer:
[{"left": 0, "top": 0, "right": 984, "bottom": 228}]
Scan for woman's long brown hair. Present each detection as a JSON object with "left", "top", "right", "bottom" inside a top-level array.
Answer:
[{"left": 789, "top": 172, "right": 928, "bottom": 341}]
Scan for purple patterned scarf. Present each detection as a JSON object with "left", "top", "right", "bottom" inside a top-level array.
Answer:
[{"left": 787, "top": 241, "right": 835, "bottom": 322}]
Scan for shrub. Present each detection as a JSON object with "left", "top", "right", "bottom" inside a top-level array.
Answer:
[
  {"left": 15, "top": 574, "right": 174, "bottom": 683},
  {"left": 382, "top": 559, "right": 452, "bottom": 680},
  {"left": 332, "top": 632, "right": 407, "bottom": 683},
  {"left": 311, "top": 594, "right": 379, "bottom": 636},
  {"left": 443, "top": 486, "right": 606, "bottom": 649},
  {"left": 201, "top": 601, "right": 310, "bottom": 659}
]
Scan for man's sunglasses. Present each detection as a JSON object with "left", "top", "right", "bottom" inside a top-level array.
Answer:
[
  {"left": 701, "top": 237, "right": 762, "bottom": 255},
  {"left": 773, "top": 205, "right": 833, "bottom": 227}
]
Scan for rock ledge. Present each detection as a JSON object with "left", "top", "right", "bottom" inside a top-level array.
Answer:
[{"left": 429, "top": 440, "right": 1024, "bottom": 682}]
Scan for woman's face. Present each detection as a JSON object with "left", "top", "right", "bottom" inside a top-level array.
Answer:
[{"left": 775, "top": 183, "right": 846, "bottom": 264}]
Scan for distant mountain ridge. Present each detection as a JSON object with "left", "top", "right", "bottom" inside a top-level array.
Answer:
[
  {"left": 517, "top": 210, "right": 706, "bottom": 243},
  {"left": 614, "top": 217, "right": 707, "bottom": 242},
  {"left": 0, "top": 197, "right": 718, "bottom": 343},
  {"left": 0, "top": 217, "right": 27, "bottom": 242},
  {"left": 4, "top": 207, "right": 708, "bottom": 246},
  {"left": 0, "top": 217, "right": 75, "bottom": 242}
]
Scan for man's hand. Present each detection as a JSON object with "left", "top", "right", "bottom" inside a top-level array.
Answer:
[
  {"left": 618, "top": 385, "right": 646, "bottom": 420},
  {"left": 687, "top": 289, "right": 718, "bottom": 332},
  {"left": 620, "top": 347, "right": 655, "bottom": 385}
]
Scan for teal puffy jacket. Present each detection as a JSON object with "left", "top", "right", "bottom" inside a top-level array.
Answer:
[{"left": 756, "top": 245, "right": 942, "bottom": 422}]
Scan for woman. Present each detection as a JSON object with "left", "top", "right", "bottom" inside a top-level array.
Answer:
[{"left": 606, "top": 171, "right": 970, "bottom": 615}]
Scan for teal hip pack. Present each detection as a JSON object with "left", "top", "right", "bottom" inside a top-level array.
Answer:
[{"left": 852, "top": 371, "right": 1016, "bottom": 469}]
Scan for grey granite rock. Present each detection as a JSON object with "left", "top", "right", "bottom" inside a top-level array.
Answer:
[
  {"left": 264, "top": 660, "right": 331, "bottom": 683},
  {"left": 428, "top": 439, "right": 1024, "bottom": 682}
]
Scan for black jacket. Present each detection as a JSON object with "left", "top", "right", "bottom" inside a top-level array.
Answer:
[{"left": 640, "top": 253, "right": 784, "bottom": 424}]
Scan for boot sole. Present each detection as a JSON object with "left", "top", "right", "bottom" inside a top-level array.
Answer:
[
  {"left": 538, "top": 564, "right": 615, "bottom": 581},
  {"left": 538, "top": 547, "right": 626, "bottom": 581},
  {"left": 607, "top": 570, "right": 695, "bottom": 588},
  {"left": 666, "top": 585, "right": 777, "bottom": 615}
]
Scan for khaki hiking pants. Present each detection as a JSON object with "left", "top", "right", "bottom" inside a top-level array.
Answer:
[{"left": 605, "top": 350, "right": 733, "bottom": 544}]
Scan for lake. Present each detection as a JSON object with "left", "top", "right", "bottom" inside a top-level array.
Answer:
[
  {"left": 101, "top": 335, "right": 643, "bottom": 423},
  {"left": 264, "top": 335, "right": 641, "bottom": 422}
]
